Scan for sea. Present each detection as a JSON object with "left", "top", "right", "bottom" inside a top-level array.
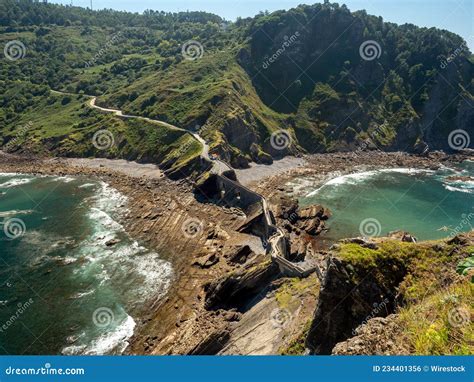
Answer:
[
  {"left": 0, "top": 174, "right": 172, "bottom": 355},
  {"left": 292, "top": 160, "right": 474, "bottom": 243}
]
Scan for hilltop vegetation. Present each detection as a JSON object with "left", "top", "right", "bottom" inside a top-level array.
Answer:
[
  {"left": 305, "top": 233, "right": 474, "bottom": 355},
  {"left": 0, "top": 0, "right": 472, "bottom": 171}
]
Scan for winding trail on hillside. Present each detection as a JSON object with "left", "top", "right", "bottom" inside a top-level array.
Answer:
[{"left": 52, "top": 89, "right": 291, "bottom": 272}]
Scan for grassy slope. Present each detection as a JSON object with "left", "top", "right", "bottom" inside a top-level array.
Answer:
[
  {"left": 102, "top": 48, "right": 293, "bottom": 163},
  {"left": 338, "top": 236, "right": 473, "bottom": 355},
  {"left": 281, "top": 235, "right": 473, "bottom": 355},
  {"left": 2, "top": 91, "right": 201, "bottom": 175}
]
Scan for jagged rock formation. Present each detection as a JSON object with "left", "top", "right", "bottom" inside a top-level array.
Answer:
[
  {"left": 204, "top": 261, "right": 280, "bottom": 311},
  {"left": 305, "top": 233, "right": 474, "bottom": 355},
  {"left": 331, "top": 314, "right": 409, "bottom": 355}
]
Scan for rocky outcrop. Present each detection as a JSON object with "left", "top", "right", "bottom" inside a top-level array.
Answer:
[
  {"left": 188, "top": 328, "right": 231, "bottom": 355},
  {"left": 332, "top": 314, "right": 409, "bottom": 355},
  {"left": 305, "top": 256, "right": 402, "bottom": 354},
  {"left": 226, "top": 245, "right": 254, "bottom": 264},
  {"left": 204, "top": 261, "right": 280, "bottom": 311},
  {"left": 293, "top": 204, "right": 331, "bottom": 235}
]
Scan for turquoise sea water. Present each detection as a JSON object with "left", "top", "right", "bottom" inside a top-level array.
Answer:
[
  {"left": 0, "top": 174, "right": 172, "bottom": 355},
  {"left": 296, "top": 161, "right": 474, "bottom": 243}
]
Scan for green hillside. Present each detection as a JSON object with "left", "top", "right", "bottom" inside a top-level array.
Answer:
[{"left": 1, "top": 0, "right": 472, "bottom": 172}]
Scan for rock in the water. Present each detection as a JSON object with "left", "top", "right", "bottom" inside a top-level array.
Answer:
[{"left": 105, "top": 238, "right": 121, "bottom": 247}]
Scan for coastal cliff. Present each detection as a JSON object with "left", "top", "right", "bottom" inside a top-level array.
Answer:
[{"left": 306, "top": 233, "right": 473, "bottom": 355}]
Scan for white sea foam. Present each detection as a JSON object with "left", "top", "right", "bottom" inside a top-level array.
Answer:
[
  {"left": 78, "top": 183, "right": 96, "bottom": 189},
  {"left": 69, "top": 290, "right": 95, "bottom": 299},
  {"left": 61, "top": 345, "right": 87, "bottom": 355},
  {"left": 444, "top": 184, "right": 474, "bottom": 194},
  {"left": 64, "top": 180, "right": 171, "bottom": 355},
  {"left": 305, "top": 168, "right": 434, "bottom": 197},
  {"left": 86, "top": 315, "right": 136, "bottom": 355},
  {"left": 133, "top": 252, "right": 173, "bottom": 302},
  {"left": 61, "top": 315, "right": 136, "bottom": 355},
  {"left": 51, "top": 176, "right": 76, "bottom": 183},
  {"left": 0, "top": 178, "right": 32, "bottom": 188},
  {"left": 0, "top": 209, "right": 34, "bottom": 217}
]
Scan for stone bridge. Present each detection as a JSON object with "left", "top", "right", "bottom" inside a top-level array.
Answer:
[
  {"left": 81, "top": 92, "right": 314, "bottom": 278},
  {"left": 204, "top": 157, "right": 314, "bottom": 278}
]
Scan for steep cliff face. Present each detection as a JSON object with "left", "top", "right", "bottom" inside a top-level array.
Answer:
[
  {"left": 305, "top": 255, "right": 402, "bottom": 354},
  {"left": 305, "top": 233, "right": 474, "bottom": 355},
  {"left": 239, "top": 2, "right": 473, "bottom": 154},
  {"left": 1, "top": 1, "right": 472, "bottom": 166}
]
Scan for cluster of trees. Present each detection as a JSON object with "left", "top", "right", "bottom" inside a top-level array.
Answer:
[
  {"left": 0, "top": 0, "right": 241, "bottom": 125},
  {"left": 0, "top": 0, "right": 222, "bottom": 28},
  {"left": 239, "top": 2, "right": 472, "bottom": 151},
  {"left": 1, "top": 0, "right": 472, "bottom": 155}
]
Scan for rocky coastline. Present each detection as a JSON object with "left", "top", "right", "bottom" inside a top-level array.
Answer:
[{"left": 1, "top": 149, "right": 471, "bottom": 355}]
